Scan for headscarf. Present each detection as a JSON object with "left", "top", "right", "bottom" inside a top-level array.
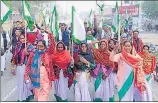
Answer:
[
  {"left": 92, "top": 39, "right": 114, "bottom": 68},
  {"left": 52, "top": 41, "right": 71, "bottom": 70},
  {"left": 120, "top": 46, "right": 146, "bottom": 94},
  {"left": 79, "top": 41, "right": 95, "bottom": 64},
  {"left": 31, "top": 49, "right": 45, "bottom": 88}
]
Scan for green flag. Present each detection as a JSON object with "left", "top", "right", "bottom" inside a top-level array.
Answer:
[
  {"left": 50, "top": 6, "right": 59, "bottom": 41},
  {"left": 125, "top": 9, "right": 129, "bottom": 30},
  {"left": 22, "top": 0, "right": 34, "bottom": 31},
  {"left": 1, "top": 1, "right": 12, "bottom": 24},
  {"left": 88, "top": 9, "right": 93, "bottom": 28},
  {"left": 96, "top": 1, "right": 104, "bottom": 11},
  {"left": 41, "top": 8, "right": 46, "bottom": 26},
  {"left": 112, "top": 1, "right": 119, "bottom": 33}
]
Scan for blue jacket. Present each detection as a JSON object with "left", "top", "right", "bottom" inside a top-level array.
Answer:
[{"left": 62, "top": 30, "right": 70, "bottom": 46}]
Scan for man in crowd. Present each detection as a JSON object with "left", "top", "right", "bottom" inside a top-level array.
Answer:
[
  {"left": 12, "top": 29, "right": 22, "bottom": 54},
  {"left": 36, "top": 26, "right": 49, "bottom": 47},
  {"left": 62, "top": 23, "right": 70, "bottom": 50},
  {"left": 102, "top": 24, "right": 112, "bottom": 40},
  {"left": 84, "top": 21, "right": 88, "bottom": 31},
  {"left": 132, "top": 30, "right": 144, "bottom": 53}
]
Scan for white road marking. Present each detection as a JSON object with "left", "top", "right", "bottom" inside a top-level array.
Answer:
[{"left": 2, "top": 86, "right": 17, "bottom": 101}]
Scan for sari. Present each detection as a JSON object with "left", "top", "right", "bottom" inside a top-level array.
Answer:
[
  {"left": 24, "top": 33, "right": 55, "bottom": 101},
  {"left": 134, "top": 51, "right": 156, "bottom": 101},
  {"left": 109, "top": 47, "right": 146, "bottom": 101},
  {"left": 52, "top": 41, "right": 72, "bottom": 102},
  {"left": 73, "top": 42, "right": 95, "bottom": 101},
  {"left": 90, "top": 39, "right": 114, "bottom": 101}
]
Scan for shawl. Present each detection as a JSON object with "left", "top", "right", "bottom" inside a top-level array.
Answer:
[
  {"left": 52, "top": 41, "right": 71, "bottom": 70},
  {"left": 31, "top": 49, "right": 45, "bottom": 88},
  {"left": 86, "top": 35, "right": 95, "bottom": 41},
  {"left": 121, "top": 48, "right": 146, "bottom": 94},
  {"left": 92, "top": 39, "right": 114, "bottom": 68},
  {"left": 79, "top": 42, "right": 95, "bottom": 64},
  {"left": 133, "top": 37, "right": 144, "bottom": 53},
  {"left": 13, "top": 42, "right": 26, "bottom": 65},
  {"left": 138, "top": 52, "right": 156, "bottom": 74}
]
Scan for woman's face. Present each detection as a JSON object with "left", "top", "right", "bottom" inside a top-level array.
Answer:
[
  {"left": 143, "top": 46, "right": 149, "bottom": 54},
  {"left": 100, "top": 41, "right": 107, "bottom": 50},
  {"left": 19, "top": 35, "right": 25, "bottom": 43},
  {"left": 123, "top": 42, "right": 132, "bottom": 53},
  {"left": 81, "top": 44, "right": 87, "bottom": 52},
  {"left": 57, "top": 43, "right": 64, "bottom": 52},
  {"left": 37, "top": 41, "right": 45, "bottom": 51},
  {"left": 109, "top": 41, "right": 114, "bottom": 49}
]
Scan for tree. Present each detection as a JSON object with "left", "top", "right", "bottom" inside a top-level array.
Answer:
[{"left": 141, "top": 1, "right": 158, "bottom": 20}]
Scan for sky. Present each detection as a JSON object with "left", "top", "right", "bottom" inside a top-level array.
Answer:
[{"left": 56, "top": 1, "right": 121, "bottom": 14}]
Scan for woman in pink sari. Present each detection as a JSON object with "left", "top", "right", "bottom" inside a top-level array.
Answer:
[
  {"left": 109, "top": 41, "right": 146, "bottom": 101},
  {"left": 24, "top": 31, "right": 55, "bottom": 101}
]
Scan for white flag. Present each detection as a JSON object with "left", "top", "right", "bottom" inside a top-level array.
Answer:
[
  {"left": 72, "top": 6, "right": 86, "bottom": 43},
  {"left": 1, "top": 1, "right": 12, "bottom": 24}
]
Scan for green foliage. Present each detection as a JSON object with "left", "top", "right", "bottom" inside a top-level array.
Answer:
[{"left": 141, "top": 1, "right": 158, "bottom": 19}]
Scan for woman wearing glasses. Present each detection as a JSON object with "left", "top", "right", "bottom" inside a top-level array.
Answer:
[
  {"left": 11, "top": 34, "right": 34, "bottom": 102},
  {"left": 24, "top": 30, "right": 56, "bottom": 101}
]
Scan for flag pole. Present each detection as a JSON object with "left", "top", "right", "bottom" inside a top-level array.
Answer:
[
  {"left": 71, "top": 6, "right": 74, "bottom": 59},
  {"left": 118, "top": 14, "right": 121, "bottom": 42},
  {"left": 22, "top": 1, "right": 27, "bottom": 51}
]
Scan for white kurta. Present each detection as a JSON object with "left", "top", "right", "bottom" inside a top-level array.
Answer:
[{"left": 16, "top": 64, "right": 33, "bottom": 101}]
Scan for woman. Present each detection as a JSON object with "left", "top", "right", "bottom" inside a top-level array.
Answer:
[
  {"left": 73, "top": 42, "right": 95, "bottom": 101},
  {"left": 11, "top": 34, "right": 33, "bottom": 102},
  {"left": 90, "top": 39, "right": 114, "bottom": 101},
  {"left": 24, "top": 31, "right": 55, "bottom": 101},
  {"left": 52, "top": 41, "right": 72, "bottom": 102},
  {"left": 134, "top": 45, "right": 156, "bottom": 101},
  {"left": 109, "top": 41, "right": 146, "bottom": 101}
]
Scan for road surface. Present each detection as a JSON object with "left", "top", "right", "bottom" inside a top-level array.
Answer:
[{"left": 1, "top": 32, "right": 158, "bottom": 101}]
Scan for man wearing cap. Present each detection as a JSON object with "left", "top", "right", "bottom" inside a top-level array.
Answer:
[
  {"left": 96, "top": 24, "right": 112, "bottom": 40},
  {"left": 102, "top": 24, "right": 112, "bottom": 40}
]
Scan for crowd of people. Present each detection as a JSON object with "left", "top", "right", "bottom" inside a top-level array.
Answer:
[{"left": 2, "top": 19, "right": 157, "bottom": 102}]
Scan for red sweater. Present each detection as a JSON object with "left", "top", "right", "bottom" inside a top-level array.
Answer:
[{"left": 26, "top": 30, "right": 39, "bottom": 44}]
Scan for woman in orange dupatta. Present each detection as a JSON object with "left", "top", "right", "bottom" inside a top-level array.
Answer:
[
  {"left": 134, "top": 45, "right": 156, "bottom": 101},
  {"left": 52, "top": 41, "right": 72, "bottom": 102},
  {"left": 109, "top": 41, "right": 146, "bottom": 101},
  {"left": 24, "top": 30, "right": 55, "bottom": 101},
  {"left": 90, "top": 39, "right": 114, "bottom": 101}
]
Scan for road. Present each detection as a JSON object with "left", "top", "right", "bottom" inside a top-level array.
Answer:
[{"left": 1, "top": 32, "right": 158, "bottom": 101}]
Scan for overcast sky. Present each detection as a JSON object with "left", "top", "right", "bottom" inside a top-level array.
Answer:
[{"left": 56, "top": 1, "right": 121, "bottom": 14}]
